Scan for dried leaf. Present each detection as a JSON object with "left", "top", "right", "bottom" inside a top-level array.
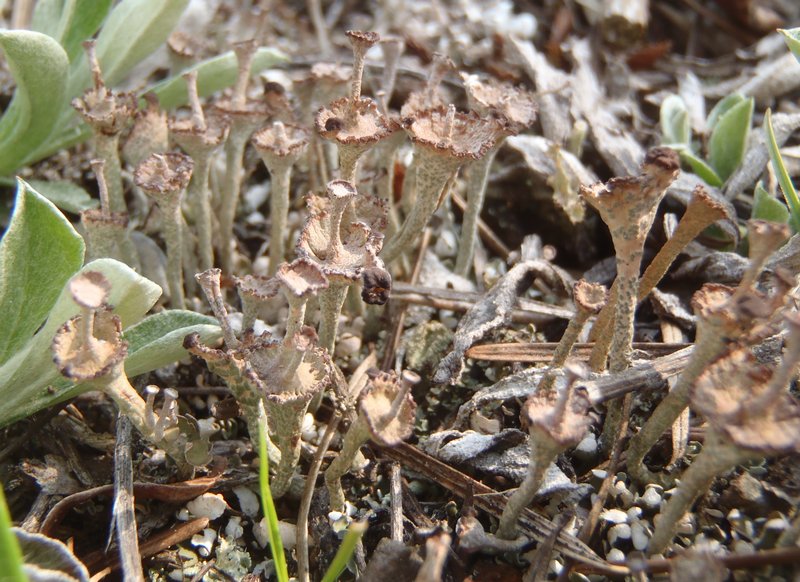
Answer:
[
  {"left": 433, "top": 255, "right": 569, "bottom": 385},
  {"left": 569, "top": 39, "right": 644, "bottom": 176}
]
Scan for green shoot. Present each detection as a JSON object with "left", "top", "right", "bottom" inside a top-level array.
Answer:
[
  {"left": 320, "top": 520, "right": 368, "bottom": 582},
  {"left": 257, "top": 404, "right": 289, "bottom": 582},
  {"left": 764, "top": 108, "right": 800, "bottom": 232},
  {"left": 0, "top": 485, "right": 26, "bottom": 582}
]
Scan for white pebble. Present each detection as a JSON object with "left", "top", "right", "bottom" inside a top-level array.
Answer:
[
  {"left": 606, "top": 548, "right": 626, "bottom": 563},
  {"left": 225, "top": 516, "right": 244, "bottom": 540},
  {"left": 600, "top": 509, "right": 628, "bottom": 524},
  {"left": 608, "top": 523, "right": 631, "bottom": 545},
  {"left": 676, "top": 513, "right": 696, "bottom": 535},
  {"left": 253, "top": 518, "right": 297, "bottom": 550},
  {"left": 434, "top": 230, "right": 457, "bottom": 257},
  {"left": 335, "top": 333, "right": 361, "bottom": 358},
  {"left": 301, "top": 412, "right": 318, "bottom": 443},
  {"left": 233, "top": 486, "right": 260, "bottom": 519},
  {"left": 191, "top": 528, "right": 217, "bottom": 557},
  {"left": 574, "top": 433, "right": 597, "bottom": 458},
  {"left": 253, "top": 518, "right": 269, "bottom": 548},
  {"left": 627, "top": 506, "right": 643, "bottom": 520},
  {"left": 631, "top": 521, "right": 649, "bottom": 551},
  {"left": 641, "top": 485, "right": 662, "bottom": 509},
  {"left": 187, "top": 493, "right": 229, "bottom": 520}
]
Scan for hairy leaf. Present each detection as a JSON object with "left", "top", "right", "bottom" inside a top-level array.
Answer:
[
  {"left": 708, "top": 96, "right": 753, "bottom": 182},
  {"left": 151, "top": 47, "right": 289, "bottom": 109},
  {"left": 0, "top": 259, "right": 161, "bottom": 427},
  {"left": 706, "top": 93, "right": 745, "bottom": 132},
  {"left": 66, "top": 0, "right": 190, "bottom": 98},
  {"left": 27, "top": 180, "right": 98, "bottom": 214},
  {"left": 0, "top": 31, "right": 69, "bottom": 175},
  {"left": 123, "top": 310, "right": 221, "bottom": 377},
  {"left": 660, "top": 94, "right": 691, "bottom": 146},
  {"left": 31, "top": 0, "right": 113, "bottom": 61},
  {"left": 0, "top": 180, "right": 84, "bottom": 366},
  {"left": 679, "top": 150, "right": 722, "bottom": 188},
  {"left": 752, "top": 182, "right": 789, "bottom": 224}
]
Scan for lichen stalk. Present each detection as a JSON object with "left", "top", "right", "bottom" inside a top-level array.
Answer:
[
  {"left": 161, "top": 195, "right": 185, "bottom": 309},
  {"left": 219, "top": 122, "right": 251, "bottom": 273},
  {"left": 189, "top": 151, "right": 215, "bottom": 271},
  {"left": 95, "top": 133, "right": 125, "bottom": 213},
  {"left": 318, "top": 283, "right": 348, "bottom": 355},
  {"left": 588, "top": 186, "right": 728, "bottom": 365},
  {"left": 381, "top": 146, "right": 459, "bottom": 262},
  {"left": 196, "top": 269, "right": 240, "bottom": 348},
  {"left": 455, "top": 144, "right": 500, "bottom": 276},
  {"left": 325, "top": 418, "right": 371, "bottom": 512},
  {"left": 496, "top": 434, "right": 560, "bottom": 540},
  {"left": 283, "top": 297, "right": 308, "bottom": 346},
  {"left": 627, "top": 326, "right": 726, "bottom": 486},
  {"left": 647, "top": 430, "right": 750, "bottom": 556}
]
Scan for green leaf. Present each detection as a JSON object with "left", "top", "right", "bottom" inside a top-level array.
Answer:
[
  {"left": 27, "top": 180, "right": 98, "bottom": 214},
  {"left": 66, "top": 0, "right": 190, "bottom": 98},
  {"left": 0, "top": 258, "right": 161, "bottom": 427},
  {"left": 752, "top": 182, "right": 790, "bottom": 224},
  {"left": 31, "top": 0, "right": 112, "bottom": 62},
  {"left": 61, "top": 0, "right": 114, "bottom": 62},
  {"left": 123, "top": 310, "right": 221, "bottom": 377},
  {"left": 679, "top": 150, "right": 723, "bottom": 188},
  {"left": 150, "top": 47, "right": 289, "bottom": 109},
  {"left": 706, "top": 93, "right": 745, "bottom": 132},
  {"left": 660, "top": 94, "right": 691, "bottom": 146},
  {"left": 258, "top": 407, "right": 290, "bottom": 582},
  {"left": 30, "top": 0, "right": 66, "bottom": 38},
  {"left": 0, "top": 31, "right": 69, "bottom": 176},
  {"left": 780, "top": 28, "right": 800, "bottom": 64},
  {"left": 0, "top": 179, "right": 84, "bottom": 367},
  {"left": 0, "top": 488, "right": 26, "bottom": 582},
  {"left": 708, "top": 96, "right": 753, "bottom": 182},
  {"left": 321, "top": 521, "right": 368, "bottom": 582},
  {"left": 765, "top": 108, "right": 800, "bottom": 232}
]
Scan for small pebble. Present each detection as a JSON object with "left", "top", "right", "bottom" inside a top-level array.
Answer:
[
  {"left": 676, "top": 513, "right": 696, "bottom": 536},
  {"left": 641, "top": 485, "right": 662, "bottom": 510},
  {"left": 631, "top": 521, "right": 649, "bottom": 551},
  {"left": 191, "top": 528, "right": 216, "bottom": 557},
  {"left": 600, "top": 509, "right": 628, "bottom": 524},
  {"left": 608, "top": 523, "right": 632, "bottom": 545},
  {"left": 334, "top": 332, "right": 361, "bottom": 358},
  {"left": 606, "top": 548, "right": 625, "bottom": 563},
  {"left": 187, "top": 493, "right": 229, "bottom": 520},
  {"left": 233, "top": 486, "right": 260, "bottom": 519},
  {"left": 225, "top": 516, "right": 244, "bottom": 540},
  {"left": 434, "top": 229, "right": 457, "bottom": 257},
  {"left": 574, "top": 433, "right": 597, "bottom": 459}
]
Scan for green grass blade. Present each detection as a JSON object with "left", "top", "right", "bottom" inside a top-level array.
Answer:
[
  {"left": 258, "top": 405, "right": 289, "bottom": 582},
  {"left": 765, "top": 108, "right": 800, "bottom": 232},
  {"left": 321, "top": 520, "right": 367, "bottom": 582},
  {"left": 0, "top": 485, "right": 26, "bottom": 582}
]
